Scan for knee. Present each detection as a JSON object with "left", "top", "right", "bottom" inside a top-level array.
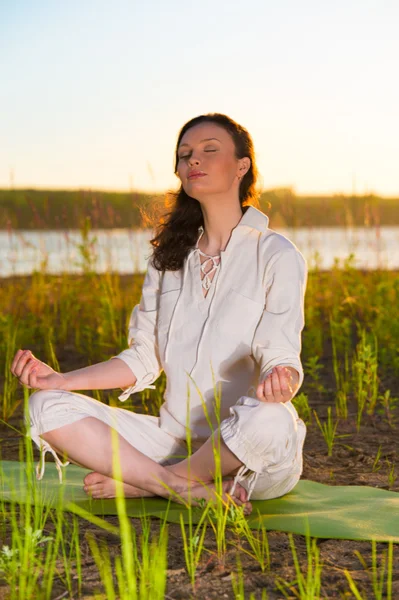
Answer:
[
  {"left": 221, "top": 398, "right": 298, "bottom": 475},
  {"left": 27, "top": 389, "right": 65, "bottom": 427},
  {"left": 243, "top": 401, "right": 294, "bottom": 442}
]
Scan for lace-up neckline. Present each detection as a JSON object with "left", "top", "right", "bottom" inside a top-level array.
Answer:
[{"left": 195, "top": 227, "right": 221, "bottom": 297}]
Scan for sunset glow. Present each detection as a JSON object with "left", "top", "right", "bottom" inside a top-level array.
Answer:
[{"left": 1, "top": 0, "right": 398, "bottom": 195}]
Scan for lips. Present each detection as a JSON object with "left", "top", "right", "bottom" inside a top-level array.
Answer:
[{"left": 188, "top": 170, "right": 206, "bottom": 179}]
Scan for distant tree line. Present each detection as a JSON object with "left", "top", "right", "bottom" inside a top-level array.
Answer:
[{"left": 0, "top": 187, "right": 397, "bottom": 230}]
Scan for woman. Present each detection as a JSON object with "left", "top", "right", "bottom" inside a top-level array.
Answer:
[{"left": 11, "top": 113, "right": 308, "bottom": 515}]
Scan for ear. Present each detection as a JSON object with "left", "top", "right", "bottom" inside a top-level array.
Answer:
[{"left": 238, "top": 156, "right": 251, "bottom": 178}]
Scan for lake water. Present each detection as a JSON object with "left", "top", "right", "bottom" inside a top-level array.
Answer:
[{"left": 1, "top": 226, "right": 399, "bottom": 278}]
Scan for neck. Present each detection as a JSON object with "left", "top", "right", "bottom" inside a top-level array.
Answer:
[{"left": 199, "top": 201, "right": 244, "bottom": 254}]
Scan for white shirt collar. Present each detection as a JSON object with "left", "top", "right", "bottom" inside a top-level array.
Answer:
[{"left": 192, "top": 205, "right": 269, "bottom": 257}]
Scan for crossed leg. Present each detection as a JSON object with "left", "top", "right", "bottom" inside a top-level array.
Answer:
[{"left": 39, "top": 416, "right": 252, "bottom": 512}]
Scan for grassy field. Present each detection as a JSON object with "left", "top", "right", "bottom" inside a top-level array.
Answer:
[
  {"left": 1, "top": 188, "right": 399, "bottom": 229},
  {"left": 0, "top": 227, "right": 398, "bottom": 597}
]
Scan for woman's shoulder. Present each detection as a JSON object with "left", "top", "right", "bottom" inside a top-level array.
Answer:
[{"left": 259, "top": 227, "right": 304, "bottom": 261}]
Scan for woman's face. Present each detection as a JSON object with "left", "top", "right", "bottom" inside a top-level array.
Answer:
[{"left": 176, "top": 122, "right": 247, "bottom": 198}]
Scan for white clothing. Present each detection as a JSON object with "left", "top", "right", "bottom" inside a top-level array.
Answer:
[
  {"left": 196, "top": 229, "right": 221, "bottom": 291},
  {"left": 26, "top": 204, "right": 309, "bottom": 501},
  {"left": 111, "top": 205, "right": 308, "bottom": 441},
  {"left": 27, "top": 388, "right": 306, "bottom": 501}
]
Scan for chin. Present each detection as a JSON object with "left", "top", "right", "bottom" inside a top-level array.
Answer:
[
  {"left": 184, "top": 182, "right": 211, "bottom": 196},
  {"left": 188, "top": 179, "right": 208, "bottom": 186}
]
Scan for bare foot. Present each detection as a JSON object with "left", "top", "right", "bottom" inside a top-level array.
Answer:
[
  {"left": 82, "top": 472, "right": 252, "bottom": 515},
  {"left": 83, "top": 472, "right": 155, "bottom": 499},
  {"left": 179, "top": 479, "right": 253, "bottom": 515}
]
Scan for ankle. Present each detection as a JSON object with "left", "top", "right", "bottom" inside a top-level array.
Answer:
[
  {"left": 145, "top": 467, "right": 185, "bottom": 499},
  {"left": 164, "top": 464, "right": 214, "bottom": 486}
]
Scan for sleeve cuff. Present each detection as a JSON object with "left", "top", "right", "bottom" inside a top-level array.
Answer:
[{"left": 109, "top": 354, "right": 157, "bottom": 402}]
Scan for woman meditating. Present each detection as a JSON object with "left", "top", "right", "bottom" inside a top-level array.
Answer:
[{"left": 11, "top": 113, "right": 308, "bottom": 515}]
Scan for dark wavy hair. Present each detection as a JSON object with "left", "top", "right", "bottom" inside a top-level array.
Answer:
[{"left": 142, "top": 113, "right": 262, "bottom": 272}]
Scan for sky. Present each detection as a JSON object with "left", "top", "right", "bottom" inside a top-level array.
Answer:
[{"left": 1, "top": 0, "right": 398, "bottom": 196}]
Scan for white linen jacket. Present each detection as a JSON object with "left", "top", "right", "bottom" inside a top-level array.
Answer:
[{"left": 110, "top": 205, "right": 308, "bottom": 441}]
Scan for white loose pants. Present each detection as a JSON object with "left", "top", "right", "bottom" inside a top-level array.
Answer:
[{"left": 26, "top": 390, "right": 306, "bottom": 501}]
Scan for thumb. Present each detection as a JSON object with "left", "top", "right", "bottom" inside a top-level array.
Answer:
[{"left": 256, "top": 382, "right": 265, "bottom": 401}]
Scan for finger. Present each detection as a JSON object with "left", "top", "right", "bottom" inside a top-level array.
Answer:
[
  {"left": 21, "top": 357, "right": 37, "bottom": 378},
  {"left": 264, "top": 372, "right": 274, "bottom": 401},
  {"left": 257, "top": 376, "right": 267, "bottom": 401},
  {"left": 256, "top": 382, "right": 266, "bottom": 401},
  {"left": 278, "top": 367, "right": 294, "bottom": 395},
  {"left": 15, "top": 350, "right": 34, "bottom": 378},
  {"left": 275, "top": 368, "right": 294, "bottom": 402},
  {"left": 277, "top": 366, "right": 288, "bottom": 391},
  {"left": 19, "top": 357, "right": 38, "bottom": 386},
  {"left": 13, "top": 349, "right": 29, "bottom": 376},
  {"left": 270, "top": 367, "right": 282, "bottom": 401},
  {"left": 11, "top": 349, "right": 24, "bottom": 374}
]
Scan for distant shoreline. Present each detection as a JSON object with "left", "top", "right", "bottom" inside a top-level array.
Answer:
[{"left": 1, "top": 188, "right": 398, "bottom": 229}]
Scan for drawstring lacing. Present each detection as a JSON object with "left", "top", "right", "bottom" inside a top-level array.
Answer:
[
  {"left": 36, "top": 438, "right": 70, "bottom": 484},
  {"left": 196, "top": 227, "right": 221, "bottom": 292},
  {"left": 117, "top": 371, "right": 157, "bottom": 402},
  {"left": 229, "top": 464, "right": 261, "bottom": 502}
]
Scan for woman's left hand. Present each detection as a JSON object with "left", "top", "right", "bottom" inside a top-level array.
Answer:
[{"left": 256, "top": 366, "right": 299, "bottom": 403}]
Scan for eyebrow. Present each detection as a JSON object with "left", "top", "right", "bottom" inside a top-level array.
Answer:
[{"left": 178, "top": 137, "right": 221, "bottom": 149}]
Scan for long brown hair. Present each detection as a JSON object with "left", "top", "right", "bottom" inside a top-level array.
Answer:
[{"left": 142, "top": 113, "right": 262, "bottom": 272}]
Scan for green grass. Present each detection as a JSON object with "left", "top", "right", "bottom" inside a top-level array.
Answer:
[{"left": 0, "top": 216, "right": 398, "bottom": 597}]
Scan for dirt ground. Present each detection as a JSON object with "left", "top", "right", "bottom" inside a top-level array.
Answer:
[{"left": 0, "top": 383, "right": 398, "bottom": 598}]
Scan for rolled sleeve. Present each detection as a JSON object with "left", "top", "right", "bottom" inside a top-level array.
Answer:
[
  {"left": 110, "top": 257, "right": 163, "bottom": 401},
  {"left": 251, "top": 248, "right": 308, "bottom": 398}
]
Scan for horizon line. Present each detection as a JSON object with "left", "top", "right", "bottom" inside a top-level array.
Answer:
[{"left": 1, "top": 186, "right": 398, "bottom": 199}]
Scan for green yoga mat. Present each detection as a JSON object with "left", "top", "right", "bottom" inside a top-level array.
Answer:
[{"left": 1, "top": 461, "right": 398, "bottom": 542}]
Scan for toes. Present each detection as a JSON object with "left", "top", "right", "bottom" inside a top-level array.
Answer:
[
  {"left": 84, "top": 485, "right": 95, "bottom": 497},
  {"left": 83, "top": 481, "right": 102, "bottom": 497},
  {"left": 83, "top": 481, "right": 96, "bottom": 494},
  {"left": 227, "top": 489, "right": 252, "bottom": 515},
  {"left": 84, "top": 484, "right": 105, "bottom": 499},
  {"left": 243, "top": 502, "right": 252, "bottom": 516},
  {"left": 227, "top": 482, "right": 248, "bottom": 503},
  {"left": 230, "top": 494, "right": 252, "bottom": 514},
  {"left": 83, "top": 477, "right": 117, "bottom": 499},
  {"left": 84, "top": 472, "right": 105, "bottom": 485},
  {"left": 237, "top": 485, "right": 249, "bottom": 503}
]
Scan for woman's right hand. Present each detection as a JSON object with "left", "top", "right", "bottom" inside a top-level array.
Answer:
[{"left": 10, "top": 349, "right": 67, "bottom": 391}]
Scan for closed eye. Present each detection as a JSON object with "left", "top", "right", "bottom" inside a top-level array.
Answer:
[{"left": 179, "top": 150, "right": 217, "bottom": 159}]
